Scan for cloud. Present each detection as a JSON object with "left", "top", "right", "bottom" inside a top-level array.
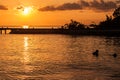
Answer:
[
  {"left": 16, "top": 5, "right": 24, "bottom": 11},
  {"left": 39, "top": 3, "right": 82, "bottom": 11},
  {"left": 0, "top": 5, "right": 8, "bottom": 10},
  {"left": 80, "top": 0, "right": 89, "bottom": 7},
  {"left": 38, "top": 0, "right": 118, "bottom": 12},
  {"left": 90, "top": 0, "right": 117, "bottom": 11},
  {"left": 39, "top": 6, "right": 56, "bottom": 11},
  {"left": 56, "top": 3, "right": 82, "bottom": 10}
]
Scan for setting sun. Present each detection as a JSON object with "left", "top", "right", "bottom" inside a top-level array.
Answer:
[
  {"left": 22, "top": 25, "right": 29, "bottom": 29},
  {"left": 23, "top": 7, "right": 32, "bottom": 15}
]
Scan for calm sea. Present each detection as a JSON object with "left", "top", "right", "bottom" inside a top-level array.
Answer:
[{"left": 0, "top": 34, "right": 120, "bottom": 80}]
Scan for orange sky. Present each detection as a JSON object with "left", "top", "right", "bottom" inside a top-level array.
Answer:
[{"left": 0, "top": 0, "right": 118, "bottom": 26}]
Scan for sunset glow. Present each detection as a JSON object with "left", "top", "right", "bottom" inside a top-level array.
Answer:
[
  {"left": 0, "top": 0, "right": 118, "bottom": 26},
  {"left": 0, "top": 1, "right": 120, "bottom": 80},
  {"left": 22, "top": 25, "right": 29, "bottom": 29},
  {"left": 22, "top": 7, "right": 32, "bottom": 15}
]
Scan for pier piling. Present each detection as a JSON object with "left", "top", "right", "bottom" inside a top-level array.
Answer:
[{"left": 0, "top": 30, "right": 2, "bottom": 34}]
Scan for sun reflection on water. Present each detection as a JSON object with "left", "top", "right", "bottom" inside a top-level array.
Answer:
[
  {"left": 23, "top": 37, "right": 30, "bottom": 63},
  {"left": 22, "top": 36, "right": 33, "bottom": 72},
  {"left": 24, "top": 37, "right": 28, "bottom": 50}
]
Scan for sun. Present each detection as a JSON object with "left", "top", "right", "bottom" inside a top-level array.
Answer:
[
  {"left": 22, "top": 25, "right": 29, "bottom": 29},
  {"left": 23, "top": 7, "right": 32, "bottom": 15}
]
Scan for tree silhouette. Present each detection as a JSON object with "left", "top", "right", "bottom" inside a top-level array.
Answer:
[
  {"left": 98, "top": 15, "right": 113, "bottom": 29},
  {"left": 112, "top": 7, "right": 120, "bottom": 29},
  {"left": 113, "top": 7, "right": 120, "bottom": 18},
  {"left": 61, "top": 19, "right": 85, "bottom": 30},
  {"left": 98, "top": 6, "right": 120, "bottom": 30}
]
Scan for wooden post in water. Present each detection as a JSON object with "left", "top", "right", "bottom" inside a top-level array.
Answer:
[
  {"left": 0, "top": 30, "right": 2, "bottom": 34},
  {"left": 5, "top": 29, "right": 7, "bottom": 34}
]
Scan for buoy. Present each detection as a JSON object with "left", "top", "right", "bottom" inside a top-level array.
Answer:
[{"left": 93, "top": 50, "right": 99, "bottom": 57}]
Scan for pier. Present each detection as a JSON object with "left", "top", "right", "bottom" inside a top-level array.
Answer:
[
  {"left": 0, "top": 27, "right": 10, "bottom": 34},
  {"left": 0, "top": 27, "right": 120, "bottom": 36},
  {"left": 0, "top": 27, "right": 54, "bottom": 34},
  {"left": 0, "top": 27, "right": 23, "bottom": 34}
]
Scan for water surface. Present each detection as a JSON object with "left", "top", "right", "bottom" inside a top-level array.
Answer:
[{"left": 0, "top": 34, "right": 120, "bottom": 80}]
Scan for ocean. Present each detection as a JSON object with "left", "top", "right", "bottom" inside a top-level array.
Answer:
[{"left": 0, "top": 34, "right": 120, "bottom": 80}]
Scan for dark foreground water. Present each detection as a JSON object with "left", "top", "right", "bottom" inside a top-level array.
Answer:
[{"left": 0, "top": 34, "right": 120, "bottom": 80}]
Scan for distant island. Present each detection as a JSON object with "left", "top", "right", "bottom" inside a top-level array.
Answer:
[{"left": 10, "top": 7, "right": 120, "bottom": 36}]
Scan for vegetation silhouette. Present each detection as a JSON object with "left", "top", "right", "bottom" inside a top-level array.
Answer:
[
  {"left": 98, "top": 7, "right": 120, "bottom": 30},
  {"left": 61, "top": 19, "right": 86, "bottom": 30},
  {"left": 61, "top": 6, "right": 120, "bottom": 30}
]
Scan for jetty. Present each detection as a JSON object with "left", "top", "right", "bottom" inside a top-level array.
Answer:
[{"left": 0, "top": 27, "right": 120, "bottom": 36}]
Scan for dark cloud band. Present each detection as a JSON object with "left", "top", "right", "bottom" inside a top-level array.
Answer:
[
  {"left": 39, "top": 0, "right": 117, "bottom": 12},
  {"left": 90, "top": 0, "right": 117, "bottom": 11},
  {"left": 0, "top": 5, "right": 8, "bottom": 10},
  {"left": 39, "top": 3, "right": 82, "bottom": 11}
]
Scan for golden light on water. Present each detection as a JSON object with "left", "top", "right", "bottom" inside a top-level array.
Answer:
[
  {"left": 22, "top": 25, "right": 29, "bottom": 29},
  {"left": 22, "top": 37, "right": 33, "bottom": 72},
  {"left": 24, "top": 37, "right": 28, "bottom": 50},
  {"left": 23, "top": 37, "right": 29, "bottom": 63}
]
